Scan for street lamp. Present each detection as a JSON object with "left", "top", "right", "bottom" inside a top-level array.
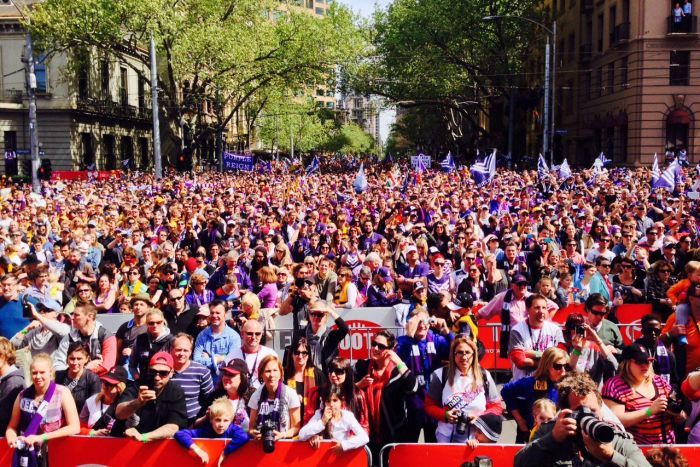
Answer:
[{"left": 484, "top": 15, "right": 557, "bottom": 166}]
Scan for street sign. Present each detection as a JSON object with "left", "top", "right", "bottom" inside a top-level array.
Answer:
[{"left": 554, "top": 129, "right": 568, "bottom": 135}]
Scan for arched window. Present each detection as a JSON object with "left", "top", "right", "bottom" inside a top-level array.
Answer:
[{"left": 666, "top": 109, "right": 691, "bottom": 152}]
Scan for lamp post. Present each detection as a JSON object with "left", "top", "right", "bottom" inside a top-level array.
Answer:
[{"left": 484, "top": 15, "right": 557, "bottom": 166}]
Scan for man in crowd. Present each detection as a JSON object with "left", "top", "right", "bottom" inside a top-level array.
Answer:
[
  {"left": 193, "top": 299, "right": 241, "bottom": 381},
  {"left": 224, "top": 319, "right": 276, "bottom": 388}
]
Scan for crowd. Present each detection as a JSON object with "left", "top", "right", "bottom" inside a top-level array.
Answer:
[{"left": 0, "top": 158, "right": 699, "bottom": 466}]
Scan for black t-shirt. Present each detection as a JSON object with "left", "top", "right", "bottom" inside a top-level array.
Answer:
[
  {"left": 163, "top": 305, "right": 199, "bottom": 336},
  {"left": 118, "top": 380, "right": 188, "bottom": 433},
  {"left": 55, "top": 369, "right": 102, "bottom": 412},
  {"left": 116, "top": 320, "right": 147, "bottom": 362}
]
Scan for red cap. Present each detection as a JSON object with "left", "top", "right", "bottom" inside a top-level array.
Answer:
[{"left": 149, "top": 351, "right": 174, "bottom": 370}]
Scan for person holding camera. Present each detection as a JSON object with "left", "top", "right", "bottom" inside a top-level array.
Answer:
[
  {"left": 279, "top": 264, "right": 317, "bottom": 334},
  {"left": 602, "top": 344, "right": 680, "bottom": 444},
  {"left": 515, "top": 372, "right": 651, "bottom": 467},
  {"left": 559, "top": 313, "right": 617, "bottom": 387},
  {"left": 248, "top": 354, "right": 301, "bottom": 450},
  {"left": 424, "top": 337, "right": 502, "bottom": 444},
  {"left": 115, "top": 351, "right": 187, "bottom": 441}
]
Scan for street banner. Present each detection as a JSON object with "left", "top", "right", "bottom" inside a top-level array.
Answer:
[
  {"left": 410, "top": 154, "right": 431, "bottom": 169},
  {"left": 222, "top": 152, "right": 254, "bottom": 172}
]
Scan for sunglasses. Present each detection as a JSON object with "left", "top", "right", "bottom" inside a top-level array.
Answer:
[
  {"left": 78, "top": 288, "right": 92, "bottom": 293},
  {"left": 170, "top": 295, "right": 184, "bottom": 300},
  {"left": 293, "top": 350, "right": 309, "bottom": 356},
  {"left": 102, "top": 381, "right": 119, "bottom": 389},
  {"left": 599, "top": 264, "right": 611, "bottom": 268},
  {"left": 310, "top": 312, "right": 325, "bottom": 319},
  {"left": 642, "top": 328, "right": 661, "bottom": 335},
  {"left": 588, "top": 309, "right": 607, "bottom": 316},
  {"left": 371, "top": 341, "right": 389, "bottom": 351},
  {"left": 147, "top": 321, "right": 163, "bottom": 326},
  {"left": 455, "top": 350, "right": 474, "bottom": 357},
  {"left": 551, "top": 363, "right": 568, "bottom": 371},
  {"left": 245, "top": 332, "right": 263, "bottom": 337},
  {"left": 435, "top": 262, "right": 445, "bottom": 266},
  {"left": 329, "top": 367, "right": 345, "bottom": 375},
  {"left": 149, "top": 369, "right": 171, "bottom": 378},
  {"left": 621, "top": 264, "right": 634, "bottom": 269}
]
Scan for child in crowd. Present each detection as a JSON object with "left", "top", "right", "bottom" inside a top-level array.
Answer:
[
  {"left": 555, "top": 273, "right": 575, "bottom": 308},
  {"left": 174, "top": 396, "right": 249, "bottom": 466},
  {"left": 529, "top": 398, "right": 557, "bottom": 441},
  {"left": 298, "top": 386, "right": 369, "bottom": 451},
  {"left": 667, "top": 261, "right": 700, "bottom": 345},
  {"left": 466, "top": 413, "right": 503, "bottom": 449}
]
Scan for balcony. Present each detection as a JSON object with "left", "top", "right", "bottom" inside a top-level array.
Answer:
[
  {"left": 76, "top": 97, "right": 151, "bottom": 121},
  {"left": 579, "top": 43, "right": 592, "bottom": 62},
  {"left": 609, "top": 22, "right": 630, "bottom": 46},
  {"left": 668, "top": 15, "right": 698, "bottom": 34},
  {"left": 581, "top": 0, "right": 593, "bottom": 12},
  {"left": 0, "top": 89, "right": 23, "bottom": 104}
]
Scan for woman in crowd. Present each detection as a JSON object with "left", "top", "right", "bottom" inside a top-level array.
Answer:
[
  {"left": 0, "top": 337, "right": 24, "bottom": 435},
  {"left": 457, "top": 261, "right": 491, "bottom": 304},
  {"left": 208, "top": 359, "right": 251, "bottom": 430},
  {"left": 334, "top": 267, "right": 359, "bottom": 309},
  {"left": 501, "top": 347, "right": 568, "bottom": 443},
  {"left": 79, "top": 366, "right": 132, "bottom": 436},
  {"left": 270, "top": 243, "right": 292, "bottom": 268},
  {"left": 366, "top": 267, "right": 402, "bottom": 307},
  {"left": 327, "top": 357, "right": 369, "bottom": 434},
  {"left": 424, "top": 337, "right": 502, "bottom": 443},
  {"left": 603, "top": 343, "right": 679, "bottom": 444},
  {"left": 248, "top": 354, "right": 301, "bottom": 442},
  {"left": 185, "top": 273, "right": 214, "bottom": 307},
  {"left": 645, "top": 260, "right": 677, "bottom": 320},
  {"left": 54, "top": 341, "right": 102, "bottom": 413},
  {"left": 5, "top": 353, "right": 80, "bottom": 463},
  {"left": 284, "top": 337, "right": 326, "bottom": 425},
  {"left": 426, "top": 254, "right": 454, "bottom": 297},
  {"left": 558, "top": 313, "right": 617, "bottom": 386},
  {"left": 93, "top": 273, "right": 117, "bottom": 314},
  {"left": 613, "top": 257, "right": 646, "bottom": 305},
  {"left": 256, "top": 266, "right": 278, "bottom": 309}
]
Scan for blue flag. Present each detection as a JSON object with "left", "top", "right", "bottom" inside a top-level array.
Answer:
[
  {"left": 653, "top": 155, "right": 679, "bottom": 191},
  {"left": 440, "top": 151, "right": 456, "bottom": 172},
  {"left": 556, "top": 158, "right": 572, "bottom": 179},
  {"left": 537, "top": 154, "right": 549, "bottom": 180},
  {"left": 470, "top": 149, "right": 496, "bottom": 187},
  {"left": 122, "top": 158, "right": 131, "bottom": 169},
  {"left": 401, "top": 169, "right": 411, "bottom": 194},
  {"left": 305, "top": 156, "right": 320, "bottom": 176},
  {"left": 353, "top": 163, "right": 368, "bottom": 193},
  {"left": 651, "top": 153, "right": 660, "bottom": 188}
]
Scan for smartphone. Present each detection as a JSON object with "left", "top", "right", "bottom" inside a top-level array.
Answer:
[
  {"left": 21, "top": 296, "right": 34, "bottom": 319},
  {"left": 140, "top": 372, "right": 156, "bottom": 391},
  {"left": 575, "top": 325, "right": 586, "bottom": 336}
]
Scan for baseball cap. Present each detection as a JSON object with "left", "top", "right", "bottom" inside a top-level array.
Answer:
[
  {"left": 195, "top": 305, "right": 210, "bottom": 317},
  {"left": 447, "top": 292, "right": 474, "bottom": 311},
  {"left": 620, "top": 344, "right": 655, "bottom": 364},
  {"left": 220, "top": 358, "right": 248, "bottom": 377},
  {"left": 512, "top": 274, "right": 529, "bottom": 285},
  {"left": 483, "top": 234, "right": 499, "bottom": 244},
  {"left": 428, "top": 246, "right": 440, "bottom": 256},
  {"left": 101, "top": 366, "right": 128, "bottom": 385},
  {"left": 405, "top": 245, "right": 418, "bottom": 254},
  {"left": 413, "top": 281, "right": 426, "bottom": 292},
  {"left": 149, "top": 351, "right": 174, "bottom": 370},
  {"left": 376, "top": 267, "right": 393, "bottom": 283}
]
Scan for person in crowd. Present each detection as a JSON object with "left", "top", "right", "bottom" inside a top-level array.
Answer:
[
  {"left": 0, "top": 337, "right": 24, "bottom": 434},
  {"left": 515, "top": 372, "right": 651, "bottom": 467},
  {"left": 5, "top": 354, "right": 81, "bottom": 461},
  {"left": 279, "top": 264, "right": 317, "bottom": 333},
  {"left": 10, "top": 299, "right": 70, "bottom": 357},
  {"left": 585, "top": 293, "right": 624, "bottom": 356},
  {"left": 502, "top": 347, "right": 569, "bottom": 442},
  {"left": 284, "top": 337, "right": 326, "bottom": 425},
  {"left": 558, "top": 313, "right": 617, "bottom": 386},
  {"left": 424, "top": 337, "right": 502, "bottom": 444},
  {"left": 508, "top": 294, "right": 565, "bottom": 382},
  {"left": 193, "top": 299, "right": 241, "bottom": 381},
  {"left": 634, "top": 314, "right": 678, "bottom": 390},
  {"left": 207, "top": 359, "right": 250, "bottom": 430},
  {"left": 170, "top": 333, "right": 214, "bottom": 424},
  {"left": 613, "top": 257, "right": 646, "bottom": 305},
  {"left": 334, "top": 267, "right": 359, "bottom": 309},
  {"left": 588, "top": 257, "right": 614, "bottom": 302},
  {"left": 602, "top": 343, "right": 679, "bottom": 444},
  {"left": 426, "top": 254, "right": 455, "bottom": 297},
  {"left": 115, "top": 351, "right": 188, "bottom": 441},
  {"left": 225, "top": 319, "right": 276, "bottom": 388},
  {"left": 55, "top": 341, "right": 102, "bottom": 413},
  {"left": 354, "top": 329, "right": 417, "bottom": 454},
  {"left": 174, "top": 396, "right": 249, "bottom": 466},
  {"left": 185, "top": 273, "right": 215, "bottom": 307},
  {"left": 0, "top": 273, "right": 30, "bottom": 339},
  {"left": 645, "top": 260, "right": 677, "bottom": 320},
  {"left": 93, "top": 273, "right": 118, "bottom": 314},
  {"left": 248, "top": 354, "right": 301, "bottom": 442},
  {"left": 396, "top": 244, "right": 430, "bottom": 295},
  {"left": 53, "top": 303, "right": 116, "bottom": 377},
  {"left": 645, "top": 447, "right": 690, "bottom": 467},
  {"left": 129, "top": 309, "right": 173, "bottom": 380},
  {"left": 256, "top": 266, "right": 279, "bottom": 308},
  {"left": 79, "top": 366, "right": 132, "bottom": 436},
  {"left": 298, "top": 385, "right": 370, "bottom": 451},
  {"left": 366, "top": 266, "right": 402, "bottom": 307},
  {"left": 115, "top": 294, "right": 149, "bottom": 369},
  {"left": 297, "top": 300, "right": 348, "bottom": 373},
  {"left": 326, "top": 356, "right": 369, "bottom": 433},
  {"left": 313, "top": 257, "right": 337, "bottom": 302},
  {"left": 530, "top": 398, "right": 557, "bottom": 441},
  {"left": 163, "top": 288, "right": 199, "bottom": 336}
]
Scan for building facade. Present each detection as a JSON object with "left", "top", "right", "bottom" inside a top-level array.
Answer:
[
  {"left": 529, "top": 0, "right": 699, "bottom": 166},
  {"left": 338, "top": 93, "right": 381, "bottom": 145}
]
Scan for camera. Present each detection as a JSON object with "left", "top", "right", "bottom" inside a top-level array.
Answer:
[
  {"left": 446, "top": 397, "right": 470, "bottom": 435},
  {"left": 428, "top": 317, "right": 437, "bottom": 327},
  {"left": 571, "top": 407, "right": 615, "bottom": 443},
  {"left": 574, "top": 325, "right": 586, "bottom": 336},
  {"left": 258, "top": 419, "right": 276, "bottom": 453},
  {"left": 21, "top": 296, "right": 34, "bottom": 319},
  {"left": 667, "top": 393, "right": 684, "bottom": 414},
  {"left": 14, "top": 439, "right": 26, "bottom": 450}
]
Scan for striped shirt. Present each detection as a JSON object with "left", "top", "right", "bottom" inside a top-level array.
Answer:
[
  {"left": 172, "top": 361, "right": 214, "bottom": 420},
  {"left": 602, "top": 374, "right": 674, "bottom": 444}
]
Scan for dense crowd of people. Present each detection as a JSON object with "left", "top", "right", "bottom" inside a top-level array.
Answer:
[{"left": 0, "top": 158, "right": 700, "bottom": 466}]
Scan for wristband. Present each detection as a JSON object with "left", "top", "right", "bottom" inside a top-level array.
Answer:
[
  {"left": 533, "top": 351, "right": 542, "bottom": 359},
  {"left": 645, "top": 408, "right": 653, "bottom": 418},
  {"left": 445, "top": 410, "right": 450, "bottom": 422},
  {"left": 41, "top": 434, "right": 48, "bottom": 443},
  {"left": 397, "top": 362, "right": 407, "bottom": 372},
  {"left": 572, "top": 349, "right": 582, "bottom": 357},
  {"left": 141, "top": 434, "right": 148, "bottom": 443},
  {"left": 89, "top": 430, "right": 95, "bottom": 437}
]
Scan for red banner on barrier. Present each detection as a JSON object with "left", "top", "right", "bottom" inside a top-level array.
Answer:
[
  {"left": 41, "top": 436, "right": 369, "bottom": 467},
  {"left": 477, "top": 315, "right": 512, "bottom": 371},
  {"left": 616, "top": 304, "right": 651, "bottom": 345},
  {"left": 51, "top": 170, "right": 122, "bottom": 181}
]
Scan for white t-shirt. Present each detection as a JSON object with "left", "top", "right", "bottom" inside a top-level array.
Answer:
[
  {"left": 298, "top": 409, "right": 369, "bottom": 451},
  {"left": 248, "top": 384, "right": 301, "bottom": 433},
  {"left": 225, "top": 345, "right": 277, "bottom": 389},
  {"left": 508, "top": 320, "right": 564, "bottom": 382}
]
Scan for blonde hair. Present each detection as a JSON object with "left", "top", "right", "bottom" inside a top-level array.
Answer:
[
  {"left": 258, "top": 266, "right": 277, "bottom": 284},
  {"left": 532, "top": 398, "right": 557, "bottom": 417},
  {"left": 447, "top": 337, "right": 483, "bottom": 390},
  {"left": 0, "top": 337, "right": 16, "bottom": 366},
  {"left": 532, "top": 347, "right": 568, "bottom": 381},
  {"left": 258, "top": 354, "right": 284, "bottom": 384},
  {"left": 240, "top": 292, "right": 261, "bottom": 316},
  {"left": 686, "top": 261, "right": 700, "bottom": 277},
  {"left": 30, "top": 353, "right": 55, "bottom": 379},
  {"left": 209, "top": 396, "right": 235, "bottom": 419},
  {"left": 146, "top": 309, "right": 165, "bottom": 322}
]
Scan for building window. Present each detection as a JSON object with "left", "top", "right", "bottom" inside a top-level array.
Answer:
[
  {"left": 327, "top": 102, "right": 334, "bottom": 109},
  {"left": 103, "top": 134, "right": 116, "bottom": 170},
  {"left": 596, "top": 67, "right": 603, "bottom": 98},
  {"left": 670, "top": 50, "right": 690, "bottom": 85},
  {"left": 78, "top": 61, "right": 89, "bottom": 99},
  {"left": 4, "top": 131, "right": 16, "bottom": 151},
  {"left": 619, "top": 123, "right": 628, "bottom": 162},
  {"left": 120, "top": 67, "right": 128, "bottom": 107},
  {"left": 566, "top": 81, "right": 574, "bottom": 114},
  {"left": 81, "top": 133, "right": 94, "bottom": 168},
  {"left": 667, "top": 110, "right": 690, "bottom": 152},
  {"left": 585, "top": 71, "right": 592, "bottom": 101},
  {"left": 620, "top": 56, "right": 629, "bottom": 88},
  {"left": 608, "top": 62, "right": 615, "bottom": 93},
  {"left": 306, "top": 0, "right": 313, "bottom": 7},
  {"left": 101, "top": 60, "right": 110, "bottom": 100},
  {"left": 138, "top": 77, "right": 146, "bottom": 110},
  {"left": 34, "top": 54, "right": 47, "bottom": 93},
  {"left": 120, "top": 136, "right": 133, "bottom": 166},
  {"left": 138, "top": 137, "right": 149, "bottom": 169},
  {"left": 315, "top": 6, "right": 325, "bottom": 15},
  {"left": 597, "top": 14, "right": 604, "bottom": 52}
]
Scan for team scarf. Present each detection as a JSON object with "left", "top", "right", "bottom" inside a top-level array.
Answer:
[
  {"left": 366, "top": 360, "right": 396, "bottom": 444},
  {"left": 410, "top": 332, "right": 436, "bottom": 391},
  {"left": 257, "top": 380, "right": 283, "bottom": 430}
]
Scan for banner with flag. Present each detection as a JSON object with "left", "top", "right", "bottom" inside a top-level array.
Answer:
[
  {"left": 537, "top": 154, "right": 549, "bottom": 180},
  {"left": 470, "top": 149, "right": 496, "bottom": 187},
  {"left": 556, "top": 158, "right": 572, "bottom": 179},
  {"left": 592, "top": 152, "right": 610, "bottom": 173},
  {"left": 440, "top": 152, "right": 456, "bottom": 172},
  {"left": 353, "top": 163, "right": 368, "bottom": 193},
  {"left": 305, "top": 156, "right": 320, "bottom": 176},
  {"left": 653, "top": 155, "right": 679, "bottom": 191}
]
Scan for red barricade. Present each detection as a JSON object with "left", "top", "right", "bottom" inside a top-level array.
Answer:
[
  {"left": 616, "top": 304, "right": 652, "bottom": 345},
  {"left": 385, "top": 443, "right": 700, "bottom": 466},
  {"left": 551, "top": 303, "right": 585, "bottom": 324},
  {"left": 51, "top": 171, "right": 122, "bottom": 181},
  {"left": 477, "top": 315, "right": 511, "bottom": 371},
  {"left": 40, "top": 436, "right": 369, "bottom": 467},
  {"left": 0, "top": 442, "right": 12, "bottom": 467}
]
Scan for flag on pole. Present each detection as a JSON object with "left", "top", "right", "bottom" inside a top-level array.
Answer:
[
  {"left": 556, "top": 158, "right": 572, "bottom": 179},
  {"left": 651, "top": 153, "right": 660, "bottom": 188},
  {"left": 653, "top": 156, "right": 679, "bottom": 191},
  {"left": 122, "top": 159, "right": 131, "bottom": 169},
  {"left": 353, "top": 163, "right": 368, "bottom": 193},
  {"left": 305, "top": 156, "right": 319, "bottom": 176},
  {"left": 401, "top": 169, "right": 411, "bottom": 194},
  {"left": 470, "top": 149, "right": 496, "bottom": 187},
  {"left": 592, "top": 152, "right": 610, "bottom": 173},
  {"left": 440, "top": 151, "right": 456, "bottom": 172},
  {"left": 537, "top": 154, "right": 549, "bottom": 180},
  {"left": 415, "top": 157, "right": 427, "bottom": 185}
]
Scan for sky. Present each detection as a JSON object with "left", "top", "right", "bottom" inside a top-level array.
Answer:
[{"left": 339, "top": 0, "right": 395, "bottom": 146}]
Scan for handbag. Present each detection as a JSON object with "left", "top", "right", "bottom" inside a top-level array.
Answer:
[{"left": 12, "top": 381, "right": 57, "bottom": 467}]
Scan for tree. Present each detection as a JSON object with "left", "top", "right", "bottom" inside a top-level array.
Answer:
[
  {"left": 28, "top": 0, "right": 368, "bottom": 163},
  {"left": 325, "top": 123, "right": 376, "bottom": 155}
]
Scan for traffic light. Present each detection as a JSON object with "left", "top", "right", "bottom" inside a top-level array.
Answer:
[
  {"left": 176, "top": 148, "right": 192, "bottom": 172},
  {"left": 37, "top": 159, "right": 52, "bottom": 181}
]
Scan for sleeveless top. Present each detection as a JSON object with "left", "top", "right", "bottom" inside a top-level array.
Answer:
[{"left": 18, "top": 384, "right": 65, "bottom": 434}]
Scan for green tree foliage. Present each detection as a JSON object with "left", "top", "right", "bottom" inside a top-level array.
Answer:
[
  {"left": 326, "top": 123, "right": 376, "bottom": 155},
  {"left": 28, "top": 0, "right": 367, "bottom": 158}
]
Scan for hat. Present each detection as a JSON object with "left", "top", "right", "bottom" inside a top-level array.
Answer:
[
  {"left": 130, "top": 293, "right": 153, "bottom": 306},
  {"left": 620, "top": 343, "right": 655, "bottom": 364},
  {"left": 376, "top": 267, "right": 393, "bottom": 283},
  {"left": 87, "top": 220, "right": 97, "bottom": 228},
  {"left": 195, "top": 305, "right": 210, "bottom": 317},
  {"left": 576, "top": 212, "right": 586, "bottom": 219},
  {"left": 472, "top": 414, "right": 503, "bottom": 442},
  {"left": 670, "top": 220, "right": 680, "bottom": 228},
  {"left": 226, "top": 219, "right": 236, "bottom": 226},
  {"left": 405, "top": 245, "right": 418, "bottom": 254},
  {"left": 149, "top": 351, "right": 174, "bottom": 370},
  {"left": 483, "top": 234, "right": 499, "bottom": 243},
  {"left": 664, "top": 240, "right": 677, "bottom": 249},
  {"left": 428, "top": 246, "right": 440, "bottom": 256},
  {"left": 101, "top": 366, "right": 128, "bottom": 385},
  {"left": 413, "top": 281, "right": 426, "bottom": 292},
  {"left": 220, "top": 358, "right": 248, "bottom": 377},
  {"left": 447, "top": 292, "right": 474, "bottom": 311},
  {"left": 512, "top": 274, "right": 529, "bottom": 285}
]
